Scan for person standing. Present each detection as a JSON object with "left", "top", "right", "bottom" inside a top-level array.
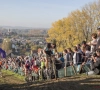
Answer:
[
  {"left": 73, "top": 46, "right": 83, "bottom": 65},
  {"left": 96, "top": 27, "right": 100, "bottom": 49},
  {"left": 88, "top": 33, "right": 97, "bottom": 53},
  {"left": 63, "top": 49, "right": 70, "bottom": 67},
  {"left": 87, "top": 48, "right": 100, "bottom": 75}
]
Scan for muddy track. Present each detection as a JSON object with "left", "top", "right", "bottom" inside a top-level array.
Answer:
[{"left": 1, "top": 72, "right": 100, "bottom": 90}]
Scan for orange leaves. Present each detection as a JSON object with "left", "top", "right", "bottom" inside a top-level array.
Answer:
[{"left": 47, "top": 0, "right": 100, "bottom": 52}]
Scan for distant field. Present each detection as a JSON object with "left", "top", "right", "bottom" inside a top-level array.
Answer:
[{"left": 0, "top": 70, "right": 100, "bottom": 90}]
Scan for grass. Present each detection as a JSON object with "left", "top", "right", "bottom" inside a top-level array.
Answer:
[
  {"left": 2, "top": 70, "right": 25, "bottom": 81},
  {"left": 0, "top": 70, "right": 100, "bottom": 90}
]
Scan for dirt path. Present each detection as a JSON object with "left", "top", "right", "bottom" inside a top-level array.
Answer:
[{"left": 0, "top": 72, "right": 100, "bottom": 90}]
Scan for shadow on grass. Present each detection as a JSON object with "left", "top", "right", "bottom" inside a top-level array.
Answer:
[
  {"left": 2, "top": 74, "right": 15, "bottom": 78},
  {"left": 1, "top": 76, "right": 100, "bottom": 90}
]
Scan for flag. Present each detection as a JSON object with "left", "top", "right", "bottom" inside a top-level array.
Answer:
[{"left": 0, "top": 48, "right": 6, "bottom": 58}]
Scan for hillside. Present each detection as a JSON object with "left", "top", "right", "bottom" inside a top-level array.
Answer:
[{"left": 0, "top": 70, "right": 100, "bottom": 90}]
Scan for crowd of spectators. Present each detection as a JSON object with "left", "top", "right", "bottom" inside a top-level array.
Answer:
[{"left": 0, "top": 27, "right": 100, "bottom": 81}]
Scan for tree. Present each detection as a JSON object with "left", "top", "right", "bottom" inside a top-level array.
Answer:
[
  {"left": 47, "top": 0, "right": 100, "bottom": 52},
  {"left": 2, "top": 38, "right": 12, "bottom": 52}
]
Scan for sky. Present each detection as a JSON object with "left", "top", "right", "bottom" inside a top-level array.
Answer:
[{"left": 0, "top": 0, "right": 96, "bottom": 28}]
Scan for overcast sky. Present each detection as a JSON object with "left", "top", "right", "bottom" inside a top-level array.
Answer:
[{"left": 0, "top": 0, "right": 96, "bottom": 28}]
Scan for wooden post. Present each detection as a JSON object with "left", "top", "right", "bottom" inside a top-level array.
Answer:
[{"left": 65, "top": 58, "right": 67, "bottom": 77}]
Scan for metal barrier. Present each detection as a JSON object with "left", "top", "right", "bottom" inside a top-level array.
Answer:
[{"left": 1, "top": 57, "right": 91, "bottom": 81}]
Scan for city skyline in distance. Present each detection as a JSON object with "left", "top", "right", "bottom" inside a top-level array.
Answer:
[{"left": 0, "top": 25, "right": 49, "bottom": 30}]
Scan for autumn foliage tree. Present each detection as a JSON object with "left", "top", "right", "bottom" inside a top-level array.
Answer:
[
  {"left": 2, "top": 38, "right": 12, "bottom": 52},
  {"left": 47, "top": 0, "right": 100, "bottom": 52}
]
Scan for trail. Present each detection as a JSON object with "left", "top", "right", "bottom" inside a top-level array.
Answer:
[{"left": 0, "top": 71, "right": 100, "bottom": 90}]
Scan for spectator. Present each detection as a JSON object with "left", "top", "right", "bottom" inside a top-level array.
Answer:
[
  {"left": 76, "top": 44, "right": 81, "bottom": 53},
  {"left": 57, "top": 53, "right": 64, "bottom": 68},
  {"left": 67, "top": 48, "right": 74, "bottom": 63},
  {"left": 40, "top": 57, "right": 45, "bottom": 69},
  {"left": 73, "top": 46, "right": 83, "bottom": 65},
  {"left": 63, "top": 49, "right": 70, "bottom": 67},
  {"left": 88, "top": 33, "right": 97, "bottom": 53},
  {"left": 85, "top": 46, "right": 91, "bottom": 64},
  {"left": 96, "top": 27, "right": 100, "bottom": 49},
  {"left": 88, "top": 48, "right": 100, "bottom": 75},
  {"left": 58, "top": 53, "right": 64, "bottom": 63},
  {"left": 82, "top": 41, "right": 91, "bottom": 50}
]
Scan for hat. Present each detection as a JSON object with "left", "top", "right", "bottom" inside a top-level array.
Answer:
[
  {"left": 97, "top": 26, "right": 100, "bottom": 30},
  {"left": 82, "top": 41, "right": 86, "bottom": 44}
]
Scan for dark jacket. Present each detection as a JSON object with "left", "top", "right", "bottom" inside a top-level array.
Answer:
[
  {"left": 64, "top": 53, "right": 72, "bottom": 66},
  {"left": 91, "top": 57, "right": 100, "bottom": 75},
  {"left": 76, "top": 53, "right": 83, "bottom": 65}
]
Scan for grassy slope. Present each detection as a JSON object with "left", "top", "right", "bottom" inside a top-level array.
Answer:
[{"left": 0, "top": 70, "right": 100, "bottom": 90}]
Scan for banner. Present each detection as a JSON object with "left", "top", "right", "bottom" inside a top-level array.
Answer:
[{"left": 0, "top": 48, "right": 6, "bottom": 58}]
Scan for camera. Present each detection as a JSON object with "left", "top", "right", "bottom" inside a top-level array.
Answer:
[{"left": 92, "top": 53, "right": 97, "bottom": 57}]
